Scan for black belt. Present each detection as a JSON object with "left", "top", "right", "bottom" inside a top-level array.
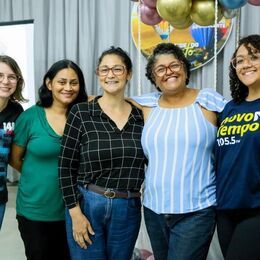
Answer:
[{"left": 85, "top": 184, "right": 141, "bottom": 199}]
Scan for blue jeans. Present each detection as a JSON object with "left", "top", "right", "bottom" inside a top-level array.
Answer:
[
  {"left": 0, "top": 203, "right": 6, "bottom": 229},
  {"left": 65, "top": 186, "right": 141, "bottom": 260},
  {"left": 144, "top": 206, "right": 216, "bottom": 260}
]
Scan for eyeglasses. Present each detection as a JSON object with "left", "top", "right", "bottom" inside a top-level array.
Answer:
[
  {"left": 153, "top": 61, "right": 183, "bottom": 77},
  {"left": 0, "top": 73, "right": 20, "bottom": 83},
  {"left": 231, "top": 53, "right": 260, "bottom": 69},
  {"left": 96, "top": 65, "right": 125, "bottom": 77}
]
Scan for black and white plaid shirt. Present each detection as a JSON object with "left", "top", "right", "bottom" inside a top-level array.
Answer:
[{"left": 58, "top": 97, "right": 146, "bottom": 208}]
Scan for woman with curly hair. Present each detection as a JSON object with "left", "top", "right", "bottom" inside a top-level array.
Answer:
[
  {"left": 132, "top": 42, "right": 226, "bottom": 260},
  {"left": 215, "top": 34, "right": 260, "bottom": 260}
]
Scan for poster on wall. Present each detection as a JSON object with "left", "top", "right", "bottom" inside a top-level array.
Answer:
[
  {"left": 131, "top": 3, "right": 233, "bottom": 71},
  {"left": 0, "top": 20, "right": 35, "bottom": 109}
]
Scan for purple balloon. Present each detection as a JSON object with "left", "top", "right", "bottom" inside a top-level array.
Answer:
[
  {"left": 248, "top": 0, "right": 260, "bottom": 5},
  {"left": 140, "top": 3, "right": 162, "bottom": 25},
  {"left": 142, "top": 0, "right": 157, "bottom": 8},
  {"left": 219, "top": 0, "right": 247, "bottom": 9}
]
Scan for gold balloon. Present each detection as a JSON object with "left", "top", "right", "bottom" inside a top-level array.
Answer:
[
  {"left": 190, "top": 0, "right": 222, "bottom": 26},
  {"left": 156, "top": 0, "right": 192, "bottom": 23},
  {"left": 170, "top": 16, "right": 193, "bottom": 29}
]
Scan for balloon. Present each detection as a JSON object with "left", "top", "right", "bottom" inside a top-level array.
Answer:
[
  {"left": 218, "top": 0, "right": 247, "bottom": 9},
  {"left": 190, "top": 24, "right": 214, "bottom": 48},
  {"left": 222, "top": 7, "right": 239, "bottom": 19},
  {"left": 156, "top": 0, "right": 192, "bottom": 23},
  {"left": 170, "top": 16, "right": 193, "bottom": 29},
  {"left": 248, "top": 0, "right": 260, "bottom": 5},
  {"left": 140, "top": 3, "right": 162, "bottom": 25},
  {"left": 190, "top": 0, "right": 222, "bottom": 26},
  {"left": 153, "top": 21, "right": 174, "bottom": 40},
  {"left": 142, "top": 0, "right": 157, "bottom": 8}
]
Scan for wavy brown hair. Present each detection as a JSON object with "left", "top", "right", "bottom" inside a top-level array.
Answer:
[{"left": 0, "top": 55, "right": 27, "bottom": 102}]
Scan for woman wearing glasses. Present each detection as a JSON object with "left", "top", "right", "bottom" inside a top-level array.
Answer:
[
  {"left": 215, "top": 34, "right": 260, "bottom": 260},
  {"left": 132, "top": 43, "right": 226, "bottom": 260},
  {"left": 59, "top": 47, "right": 146, "bottom": 259},
  {"left": 0, "top": 55, "right": 25, "bottom": 230}
]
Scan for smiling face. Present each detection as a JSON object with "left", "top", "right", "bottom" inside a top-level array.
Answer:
[
  {"left": 0, "top": 62, "right": 18, "bottom": 100},
  {"left": 153, "top": 54, "right": 187, "bottom": 94},
  {"left": 46, "top": 68, "right": 80, "bottom": 107},
  {"left": 235, "top": 44, "right": 260, "bottom": 89},
  {"left": 97, "top": 54, "right": 132, "bottom": 95}
]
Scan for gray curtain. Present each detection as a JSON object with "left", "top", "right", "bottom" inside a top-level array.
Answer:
[
  {"left": 1, "top": 1, "right": 259, "bottom": 259},
  {"left": 0, "top": 0, "right": 259, "bottom": 99}
]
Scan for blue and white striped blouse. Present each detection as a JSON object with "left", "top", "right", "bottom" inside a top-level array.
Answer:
[{"left": 133, "top": 88, "right": 227, "bottom": 214}]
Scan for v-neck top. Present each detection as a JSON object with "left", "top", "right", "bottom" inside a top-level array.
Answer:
[
  {"left": 133, "top": 88, "right": 227, "bottom": 214},
  {"left": 14, "top": 105, "right": 65, "bottom": 221},
  {"left": 59, "top": 97, "right": 146, "bottom": 209}
]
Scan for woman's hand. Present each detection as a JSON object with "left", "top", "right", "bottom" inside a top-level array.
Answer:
[{"left": 69, "top": 205, "right": 95, "bottom": 249}]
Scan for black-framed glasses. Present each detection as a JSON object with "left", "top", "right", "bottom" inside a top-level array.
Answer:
[
  {"left": 153, "top": 61, "right": 183, "bottom": 77},
  {"left": 0, "top": 73, "right": 20, "bottom": 83},
  {"left": 231, "top": 53, "right": 260, "bottom": 69},
  {"left": 96, "top": 65, "right": 125, "bottom": 76}
]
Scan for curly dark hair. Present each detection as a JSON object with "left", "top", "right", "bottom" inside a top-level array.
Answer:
[
  {"left": 37, "top": 59, "right": 88, "bottom": 115},
  {"left": 229, "top": 34, "right": 260, "bottom": 103},
  {"left": 145, "top": 43, "right": 191, "bottom": 91}
]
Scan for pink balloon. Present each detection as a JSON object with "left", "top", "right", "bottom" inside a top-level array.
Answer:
[
  {"left": 142, "top": 0, "right": 157, "bottom": 8},
  {"left": 248, "top": 0, "right": 260, "bottom": 5},
  {"left": 140, "top": 3, "right": 162, "bottom": 25}
]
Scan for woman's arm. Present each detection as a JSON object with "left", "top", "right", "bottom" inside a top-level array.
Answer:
[{"left": 9, "top": 143, "right": 25, "bottom": 172}]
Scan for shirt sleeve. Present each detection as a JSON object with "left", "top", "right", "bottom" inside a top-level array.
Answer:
[
  {"left": 13, "top": 107, "right": 34, "bottom": 147},
  {"left": 58, "top": 104, "right": 82, "bottom": 209},
  {"left": 131, "top": 92, "right": 160, "bottom": 107},
  {"left": 195, "top": 88, "right": 228, "bottom": 112}
]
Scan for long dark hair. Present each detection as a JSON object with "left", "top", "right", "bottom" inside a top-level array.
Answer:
[
  {"left": 37, "top": 59, "right": 88, "bottom": 113},
  {"left": 230, "top": 34, "right": 260, "bottom": 103}
]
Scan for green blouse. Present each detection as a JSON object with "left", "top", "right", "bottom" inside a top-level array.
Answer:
[{"left": 14, "top": 105, "right": 65, "bottom": 221}]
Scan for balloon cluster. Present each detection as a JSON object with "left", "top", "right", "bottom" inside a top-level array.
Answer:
[{"left": 131, "top": 0, "right": 260, "bottom": 28}]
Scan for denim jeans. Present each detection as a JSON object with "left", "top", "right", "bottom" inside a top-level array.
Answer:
[
  {"left": 0, "top": 203, "right": 6, "bottom": 229},
  {"left": 65, "top": 186, "right": 141, "bottom": 260},
  {"left": 144, "top": 206, "right": 216, "bottom": 260}
]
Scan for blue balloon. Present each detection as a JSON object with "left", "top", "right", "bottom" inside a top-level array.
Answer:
[
  {"left": 190, "top": 25, "right": 214, "bottom": 48},
  {"left": 218, "top": 0, "right": 247, "bottom": 9}
]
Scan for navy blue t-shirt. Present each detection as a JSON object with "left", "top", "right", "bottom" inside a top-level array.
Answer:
[{"left": 215, "top": 99, "right": 260, "bottom": 209}]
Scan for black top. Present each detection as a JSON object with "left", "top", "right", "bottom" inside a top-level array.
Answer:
[
  {"left": 0, "top": 101, "right": 23, "bottom": 204},
  {"left": 59, "top": 97, "right": 146, "bottom": 208}
]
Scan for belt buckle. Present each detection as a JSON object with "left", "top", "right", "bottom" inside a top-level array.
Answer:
[{"left": 104, "top": 189, "right": 116, "bottom": 199}]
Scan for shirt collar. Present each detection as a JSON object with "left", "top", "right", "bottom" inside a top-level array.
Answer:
[{"left": 89, "top": 96, "right": 143, "bottom": 123}]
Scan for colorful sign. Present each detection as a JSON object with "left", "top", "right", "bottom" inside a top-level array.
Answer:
[{"left": 131, "top": 3, "right": 233, "bottom": 70}]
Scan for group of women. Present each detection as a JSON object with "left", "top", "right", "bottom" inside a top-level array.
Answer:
[{"left": 0, "top": 33, "right": 259, "bottom": 260}]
